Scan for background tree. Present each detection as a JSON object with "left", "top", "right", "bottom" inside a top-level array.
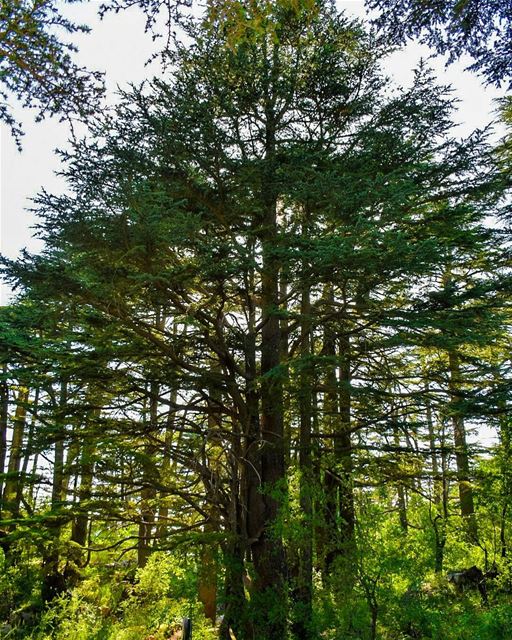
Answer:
[{"left": 366, "top": 0, "right": 512, "bottom": 87}]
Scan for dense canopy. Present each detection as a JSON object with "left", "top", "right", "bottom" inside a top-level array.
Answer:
[{"left": 0, "top": 2, "right": 511, "bottom": 640}]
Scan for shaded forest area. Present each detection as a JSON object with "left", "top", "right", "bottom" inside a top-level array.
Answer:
[{"left": 1, "top": 1, "right": 512, "bottom": 639}]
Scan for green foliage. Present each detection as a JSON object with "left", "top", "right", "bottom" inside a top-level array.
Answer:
[
  {"left": 0, "top": 2, "right": 511, "bottom": 640},
  {"left": 0, "top": 554, "right": 41, "bottom": 625},
  {"left": 0, "top": 0, "right": 104, "bottom": 145},
  {"left": 15, "top": 552, "right": 217, "bottom": 640},
  {"left": 367, "top": 0, "right": 512, "bottom": 87}
]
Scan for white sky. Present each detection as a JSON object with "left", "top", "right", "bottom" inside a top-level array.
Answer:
[{"left": 0, "top": 0, "right": 507, "bottom": 304}]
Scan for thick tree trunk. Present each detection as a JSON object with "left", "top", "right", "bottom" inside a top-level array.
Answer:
[
  {"left": 219, "top": 536, "right": 248, "bottom": 640},
  {"left": 252, "top": 218, "right": 287, "bottom": 635},
  {"left": 396, "top": 481, "right": 408, "bottom": 533},
  {"left": 198, "top": 543, "right": 217, "bottom": 623},
  {"left": 1, "top": 387, "right": 28, "bottom": 562},
  {"left": 249, "top": 62, "right": 287, "bottom": 638}
]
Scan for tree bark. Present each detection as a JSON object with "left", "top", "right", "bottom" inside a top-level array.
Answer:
[
  {"left": 138, "top": 379, "right": 159, "bottom": 569},
  {"left": 425, "top": 385, "right": 446, "bottom": 572},
  {"left": 448, "top": 351, "right": 478, "bottom": 543},
  {"left": 392, "top": 417, "right": 408, "bottom": 533},
  {"left": 71, "top": 438, "right": 96, "bottom": 550},
  {"left": 0, "top": 368, "right": 9, "bottom": 518},
  {"left": 41, "top": 379, "right": 68, "bottom": 603},
  {"left": 2, "top": 387, "right": 28, "bottom": 520},
  {"left": 198, "top": 373, "right": 222, "bottom": 623},
  {"left": 292, "top": 260, "right": 313, "bottom": 640},
  {"left": 323, "top": 297, "right": 355, "bottom": 578},
  {"left": 249, "top": 46, "right": 288, "bottom": 639},
  {"left": 21, "top": 387, "right": 39, "bottom": 508}
]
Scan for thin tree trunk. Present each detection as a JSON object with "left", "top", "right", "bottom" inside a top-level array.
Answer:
[
  {"left": 138, "top": 379, "right": 158, "bottom": 569},
  {"left": 198, "top": 373, "right": 221, "bottom": 623},
  {"left": 70, "top": 407, "right": 97, "bottom": 554},
  {"left": 155, "top": 387, "right": 178, "bottom": 543},
  {"left": 448, "top": 351, "right": 478, "bottom": 543},
  {"left": 21, "top": 387, "right": 39, "bottom": 508},
  {"left": 497, "top": 396, "right": 511, "bottom": 558},
  {"left": 292, "top": 261, "right": 313, "bottom": 640},
  {"left": 3, "top": 387, "right": 29, "bottom": 519},
  {"left": 323, "top": 306, "right": 338, "bottom": 577},
  {"left": 0, "top": 368, "right": 9, "bottom": 517},
  {"left": 425, "top": 386, "right": 442, "bottom": 509},
  {"left": 425, "top": 386, "right": 446, "bottom": 572},
  {"left": 323, "top": 296, "right": 355, "bottom": 578},
  {"left": 393, "top": 422, "right": 408, "bottom": 533},
  {"left": 41, "top": 379, "right": 68, "bottom": 603},
  {"left": 242, "top": 255, "right": 263, "bottom": 638},
  {"left": 71, "top": 442, "right": 95, "bottom": 548},
  {"left": 281, "top": 271, "right": 291, "bottom": 470}
]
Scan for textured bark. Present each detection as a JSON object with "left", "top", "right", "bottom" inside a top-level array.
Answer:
[
  {"left": 219, "top": 538, "right": 248, "bottom": 640},
  {"left": 248, "top": 49, "right": 288, "bottom": 638},
  {"left": 67, "top": 415, "right": 97, "bottom": 582}
]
